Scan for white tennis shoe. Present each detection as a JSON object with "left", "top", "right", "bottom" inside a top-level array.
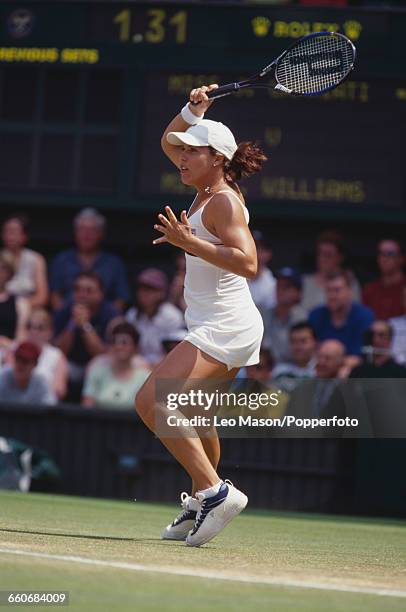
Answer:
[
  {"left": 161, "top": 492, "right": 201, "bottom": 541},
  {"left": 186, "top": 481, "right": 248, "bottom": 547}
]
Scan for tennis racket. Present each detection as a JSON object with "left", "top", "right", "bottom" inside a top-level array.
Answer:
[{"left": 206, "top": 32, "right": 356, "bottom": 99}]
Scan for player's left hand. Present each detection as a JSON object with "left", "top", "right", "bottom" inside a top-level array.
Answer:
[{"left": 153, "top": 206, "right": 194, "bottom": 249}]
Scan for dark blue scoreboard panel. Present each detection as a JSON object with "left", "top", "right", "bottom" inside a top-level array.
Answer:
[{"left": 0, "top": 2, "right": 405, "bottom": 221}]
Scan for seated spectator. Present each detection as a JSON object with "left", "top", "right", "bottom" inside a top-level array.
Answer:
[
  {"left": 0, "top": 342, "right": 56, "bottom": 405},
  {"left": 167, "top": 252, "right": 187, "bottom": 313},
  {"left": 53, "top": 271, "right": 118, "bottom": 392},
  {"left": 389, "top": 285, "right": 406, "bottom": 365},
  {"left": 301, "top": 230, "right": 361, "bottom": 313},
  {"left": 350, "top": 321, "right": 406, "bottom": 378},
  {"left": 1, "top": 214, "right": 48, "bottom": 307},
  {"left": 309, "top": 272, "right": 374, "bottom": 356},
  {"left": 228, "top": 347, "right": 288, "bottom": 419},
  {"left": 246, "top": 346, "right": 274, "bottom": 385},
  {"left": 287, "top": 339, "right": 346, "bottom": 421},
  {"left": 362, "top": 239, "right": 405, "bottom": 320},
  {"left": 26, "top": 307, "right": 68, "bottom": 401},
  {"left": 126, "top": 268, "right": 185, "bottom": 365},
  {"left": 81, "top": 321, "right": 150, "bottom": 409},
  {"left": 0, "top": 254, "right": 30, "bottom": 362},
  {"left": 272, "top": 322, "right": 317, "bottom": 392},
  {"left": 247, "top": 230, "right": 276, "bottom": 314},
  {"left": 262, "top": 267, "right": 307, "bottom": 364},
  {"left": 50, "top": 208, "right": 130, "bottom": 312}
]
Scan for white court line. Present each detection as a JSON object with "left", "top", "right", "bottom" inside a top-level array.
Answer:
[{"left": 0, "top": 547, "right": 405, "bottom": 599}]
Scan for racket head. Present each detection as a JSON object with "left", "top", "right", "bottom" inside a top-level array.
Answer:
[{"left": 274, "top": 31, "right": 356, "bottom": 96}]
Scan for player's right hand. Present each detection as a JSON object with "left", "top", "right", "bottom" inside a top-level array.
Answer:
[{"left": 189, "top": 84, "right": 218, "bottom": 114}]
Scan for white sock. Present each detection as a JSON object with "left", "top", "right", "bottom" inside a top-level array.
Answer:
[{"left": 197, "top": 480, "right": 223, "bottom": 499}]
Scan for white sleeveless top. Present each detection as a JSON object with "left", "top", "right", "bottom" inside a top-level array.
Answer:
[
  {"left": 4, "top": 248, "right": 37, "bottom": 297},
  {"left": 183, "top": 189, "right": 264, "bottom": 370}
]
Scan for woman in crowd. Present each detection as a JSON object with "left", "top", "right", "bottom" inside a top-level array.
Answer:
[
  {"left": 1, "top": 215, "right": 48, "bottom": 307},
  {"left": 25, "top": 307, "right": 68, "bottom": 401},
  {"left": 125, "top": 267, "right": 185, "bottom": 365},
  {"left": 0, "top": 254, "right": 30, "bottom": 363},
  {"left": 81, "top": 321, "right": 150, "bottom": 409}
]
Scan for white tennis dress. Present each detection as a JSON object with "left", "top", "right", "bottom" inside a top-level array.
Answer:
[{"left": 183, "top": 189, "right": 264, "bottom": 370}]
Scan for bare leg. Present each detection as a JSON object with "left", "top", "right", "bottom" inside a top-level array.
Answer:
[
  {"left": 192, "top": 429, "right": 220, "bottom": 496},
  {"left": 135, "top": 340, "right": 239, "bottom": 492}
]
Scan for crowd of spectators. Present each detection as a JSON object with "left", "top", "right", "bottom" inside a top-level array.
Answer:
[{"left": 0, "top": 208, "right": 404, "bottom": 412}]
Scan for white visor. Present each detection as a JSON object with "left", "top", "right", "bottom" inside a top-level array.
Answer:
[{"left": 167, "top": 119, "right": 238, "bottom": 161}]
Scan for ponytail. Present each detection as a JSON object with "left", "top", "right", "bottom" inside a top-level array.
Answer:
[{"left": 223, "top": 142, "right": 267, "bottom": 183}]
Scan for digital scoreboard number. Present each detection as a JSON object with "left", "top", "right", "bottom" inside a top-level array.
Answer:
[{"left": 137, "top": 72, "right": 405, "bottom": 209}]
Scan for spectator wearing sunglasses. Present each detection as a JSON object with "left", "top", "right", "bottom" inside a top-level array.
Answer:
[{"left": 362, "top": 239, "right": 405, "bottom": 320}]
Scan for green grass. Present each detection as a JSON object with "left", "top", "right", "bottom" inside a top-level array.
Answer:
[{"left": 0, "top": 491, "right": 405, "bottom": 611}]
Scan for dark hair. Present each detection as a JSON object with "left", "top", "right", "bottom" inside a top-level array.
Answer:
[
  {"left": 2, "top": 213, "right": 30, "bottom": 234},
  {"left": 223, "top": 142, "right": 267, "bottom": 183},
  {"left": 111, "top": 321, "right": 140, "bottom": 345},
  {"left": 259, "top": 346, "right": 274, "bottom": 369},
  {"left": 74, "top": 271, "right": 104, "bottom": 291},
  {"left": 290, "top": 321, "right": 317, "bottom": 340},
  {"left": 316, "top": 230, "right": 345, "bottom": 257},
  {"left": 325, "top": 271, "right": 352, "bottom": 287}
]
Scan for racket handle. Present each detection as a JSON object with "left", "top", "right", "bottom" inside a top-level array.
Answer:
[
  {"left": 207, "top": 82, "right": 241, "bottom": 99},
  {"left": 189, "top": 82, "right": 242, "bottom": 105}
]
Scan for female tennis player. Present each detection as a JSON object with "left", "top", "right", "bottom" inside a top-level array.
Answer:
[{"left": 135, "top": 84, "right": 266, "bottom": 547}]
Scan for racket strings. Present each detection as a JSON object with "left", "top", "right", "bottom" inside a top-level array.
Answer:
[{"left": 276, "top": 34, "right": 355, "bottom": 95}]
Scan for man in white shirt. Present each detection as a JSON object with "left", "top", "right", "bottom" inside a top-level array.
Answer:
[
  {"left": 126, "top": 268, "right": 185, "bottom": 365},
  {"left": 389, "top": 285, "right": 406, "bottom": 364},
  {"left": 248, "top": 230, "right": 276, "bottom": 313},
  {"left": 272, "top": 321, "right": 317, "bottom": 392}
]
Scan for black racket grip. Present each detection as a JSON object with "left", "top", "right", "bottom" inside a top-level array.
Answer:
[
  {"left": 207, "top": 82, "right": 240, "bottom": 99},
  {"left": 190, "top": 82, "right": 241, "bottom": 105}
]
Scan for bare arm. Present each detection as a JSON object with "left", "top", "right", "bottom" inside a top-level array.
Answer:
[
  {"left": 50, "top": 291, "right": 64, "bottom": 311},
  {"left": 54, "top": 326, "right": 75, "bottom": 356},
  {"left": 53, "top": 353, "right": 68, "bottom": 400},
  {"left": 15, "top": 297, "right": 30, "bottom": 341},
  {"left": 80, "top": 326, "right": 106, "bottom": 357},
  {"left": 81, "top": 396, "right": 96, "bottom": 407},
  {"left": 153, "top": 199, "right": 257, "bottom": 279},
  {"left": 31, "top": 254, "right": 49, "bottom": 307},
  {"left": 161, "top": 84, "right": 218, "bottom": 168}
]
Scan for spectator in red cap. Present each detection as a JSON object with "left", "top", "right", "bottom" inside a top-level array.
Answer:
[
  {"left": 0, "top": 341, "right": 56, "bottom": 405},
  {"left": 362, "top": 239, "right": 405, "bottom": 320},
  {"left": 125, "top": 267, "right": 185, "bottom": 365}
]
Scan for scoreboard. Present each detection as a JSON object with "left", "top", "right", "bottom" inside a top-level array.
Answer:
[{"left": 0, "top": 1, "right": 405, "bottom": 222}]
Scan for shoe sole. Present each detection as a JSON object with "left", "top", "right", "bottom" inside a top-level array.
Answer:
[
  {"left": 161, "top": 521, "right": 195, "bottom": 541},
  {"left": 186, "top": 490, "right": 248, "bottom": 547}
]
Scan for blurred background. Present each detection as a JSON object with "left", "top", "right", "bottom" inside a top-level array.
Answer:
[{"left": 0, "top": 0, "right": 405, "bottom": 518}]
